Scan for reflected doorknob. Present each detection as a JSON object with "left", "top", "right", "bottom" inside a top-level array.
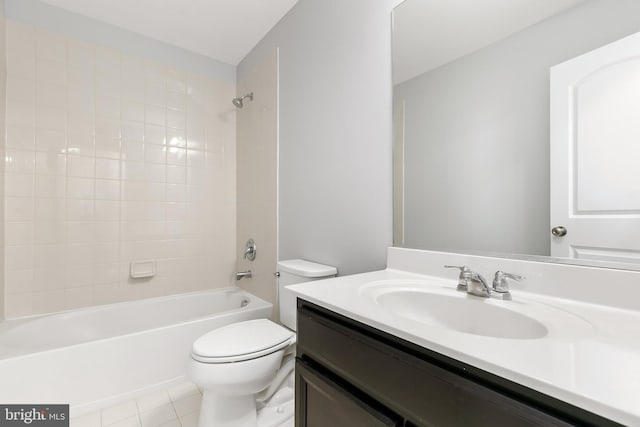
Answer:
[{"left": 551, "top": 226, "right": 567, "bottom": 237}]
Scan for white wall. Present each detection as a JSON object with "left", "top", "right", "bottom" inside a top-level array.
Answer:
[
  {"left": 0, "top": 0, "right": 6, "bottom": 320},
  {"left": 395, "top": 0, "right": 640, "bottom": 257},
  {"left": 238, "top": 0, "right": 395, "bottom": 276}
]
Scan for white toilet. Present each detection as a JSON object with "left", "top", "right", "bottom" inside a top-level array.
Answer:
[{"left": 189, "top": 259, "right": 337, "bottom": 427}]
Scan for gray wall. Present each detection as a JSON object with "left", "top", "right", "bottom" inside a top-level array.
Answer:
[
  {"left": 239, "top": 0, "right": 395, "bottom": 275},
  {"left": 0, "top": 0, "right": 5, "bottom": 320},
  {"left": 395, "top": 0, "right": 640, "bottom": 257},
  {"left": 4, "top": 0, "right": 235, "bottom": 83}
]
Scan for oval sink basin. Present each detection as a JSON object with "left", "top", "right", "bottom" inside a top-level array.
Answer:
[
  {"left": 361, "top": 281, "right": 594, "bottom": 340},
  {"left": 376, "top": 290, "right": 547, "bottom": 339}
]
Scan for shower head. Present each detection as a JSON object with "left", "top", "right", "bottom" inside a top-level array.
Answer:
[{"left": 232, "top": 92, "right": 254, "bottom": 108}]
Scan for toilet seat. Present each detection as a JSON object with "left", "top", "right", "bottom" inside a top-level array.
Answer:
[{"left": 191, "top": 319, "right": 295, "bottom": 364}]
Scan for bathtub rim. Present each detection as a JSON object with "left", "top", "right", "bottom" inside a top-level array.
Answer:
[{"left": 0, "top": 287, "right": 273, "bottom": 361}]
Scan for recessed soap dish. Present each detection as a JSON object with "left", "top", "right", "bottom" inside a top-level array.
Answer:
[{"left": 130, "top": 260, "right": 157, "bottom": 279}]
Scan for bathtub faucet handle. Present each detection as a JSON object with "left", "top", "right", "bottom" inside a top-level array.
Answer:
[{"left": 243, "top": 239, "right": 257, "bottom": 261}]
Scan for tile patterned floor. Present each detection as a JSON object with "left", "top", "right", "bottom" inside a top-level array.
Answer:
[{"left": 70, "top": 380, "right": 293, "bottom": 427}]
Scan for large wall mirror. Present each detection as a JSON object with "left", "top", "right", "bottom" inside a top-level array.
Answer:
[{"left": 392, "top": 0, "right": 640, "bottom": 270}]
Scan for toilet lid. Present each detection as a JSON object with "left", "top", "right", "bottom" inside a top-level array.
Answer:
[{"left": 192, "top": 319, "right": 294, "bottom": 363}]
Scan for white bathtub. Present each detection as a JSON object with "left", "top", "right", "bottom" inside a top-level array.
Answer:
[{"left": 0, "top": 287, "right": 271, "bottom": 415}]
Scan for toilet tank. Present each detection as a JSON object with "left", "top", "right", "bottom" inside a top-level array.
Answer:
[{"left": 278, "top": 259, "right": 337, "bottom": 331}]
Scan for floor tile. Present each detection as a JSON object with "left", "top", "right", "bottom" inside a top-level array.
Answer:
[
  {"left": 139, "top": 403, "right": 177, "bottom": 427},
  {"left": 70, "top": 411, "right": 101, "bottom": 427},
  {"left": 71, "top": 380, "right": 293, "bottom": 427},
  {"left": 178, "top": 412, "right": 199, "bottom": 427},
  {"left": 107, "top": 415, "right": 141, "bottom": 427},
  {"left": 171, "top": 393, "right": 201, "bottom": 417},
  {"left": 102, "top": 401, "right": 138, "bottom": 426}
]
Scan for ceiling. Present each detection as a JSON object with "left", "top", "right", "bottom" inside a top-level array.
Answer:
[
  {"left": 393, "top": 0, "right": 586, "bottom": 84},
  {"left": 38, "top": 0, "right": 299, "bottom": 65}
]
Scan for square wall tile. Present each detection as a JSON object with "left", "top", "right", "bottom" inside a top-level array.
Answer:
[
  {"left": 96, "top": 158, "right": 121, "bottom": 180},
  {"left": 145, "top": 125, "right": 165, "bottom": 145},
  {"left": 5, "top": 293, "right": 33, "bottom": 318},
  {"left": 6, "top": 101, "right": 35, "bottom": 127},
  {"left": 122, "top": 99, "right": 144, "bottom": 123},
  {"left": 6, "top": 245, "right": 34, "bottom": 270},
  {"left": 33, "top": 267, "right": 66, "bottom": 292},
  {"left": 37, "top": 82, "right": 66, "bottom": 109},
  {"left": 95, "top": 136, "right": 121, "bottom": 160},
  {"left": 5, "top": 173, "right": 35, "bottom": 197},
  {"left": 144, "top": 144, "right": 166, "bottom": 165},
  {"left": 5, "top": 269, "right": 35, "bottom": 295},
  {"left": 6, "top": 149, "right": 36, "bottom": 173},
  {"left": 32, "top": 290, "right": 66, "bottom": 314},
  {"left": 65, "top": 221, "right": 94, "bottom": 243},
  {"left": 6, "top": 125, "right": 36, "bottom": 150},
  {"left": 67, "top": 132, "right": 95, "bottom": 157},
  {"left": 67, "top": 156, "right": 95, "bottom": 178},
  {"left": 96, "top": 179, "right": 120, "bottom": 200},
  {"left": 66, "top": 199, "right": 94, "bottom": 221},
  {"left": 94, "top": 222, "right": 120, "bottom": 244},
  {"left": 35, "top": 175, "right": 66, "bottom": 199},
  {"left": 6, "top": 222, "right": 34, "bottom": 246},
  {"left": 66, "top": 265, "right": 94, "bottom": 289},
  {"left": 37, "top": 59, "right": 66, "bottom": 86},
  {"left": 35, "top": 128, "right": 66, "bottom": 152},
  {"left": 64, "top": 287, "right": 93, "bottom": 309},
  {"left": 67, "top": 178, "right": 94, "bottom": 199},
  {"left": 34, "top": 221, "right": 66, "bottom": 245},
  {"left": 122, "top": 122, "right": 145, "bottom": 141},
  {"left": 35, "top": 30, "right": 66, "bottom": 62},
  {"left": 8, "top": 78, "right": 36, "bottom": 105},
  {"left": 6, "top": 197, "right": 35, "bottom": 222}
]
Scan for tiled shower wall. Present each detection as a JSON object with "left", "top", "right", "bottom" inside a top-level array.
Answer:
[{"left": 4, "top": 21, "right": 236, "bottom": 318}]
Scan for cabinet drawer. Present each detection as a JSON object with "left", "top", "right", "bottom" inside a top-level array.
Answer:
[{"left": 297, "top": 302, "right": 574, "bottom": 427}]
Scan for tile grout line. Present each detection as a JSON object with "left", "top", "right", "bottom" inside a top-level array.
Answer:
[
  {"left": 168, "top": 398, "right": 183, "bottom": 427},
  {"left": 134, "top": 398, "right": 143, "bottom": 427}
]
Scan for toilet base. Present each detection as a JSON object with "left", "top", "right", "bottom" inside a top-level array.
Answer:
[
  {"left": 197, "top": 385, "right": 294, "bottom": 427},
  {"left": 257, "top": 385, "right": 294, "bottom": 427}
]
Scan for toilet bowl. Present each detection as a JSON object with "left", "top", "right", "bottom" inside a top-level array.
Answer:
[
  {"left": 188, "top": 259, "right": 337, "bottom": 427},
  {"left": 189, "top": 319, "right": 296, "bottom": 427}
]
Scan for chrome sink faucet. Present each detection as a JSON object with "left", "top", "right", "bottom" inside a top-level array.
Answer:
[
  {"left": 492, "top": 270, "right": 525, "bottom": 300},
  {"left": 445, "top": 266, "right": 524, "bottom": 300}
]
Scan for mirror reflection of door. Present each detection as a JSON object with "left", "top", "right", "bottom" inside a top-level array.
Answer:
[{"left": 550, "top": 31, "right": 640, "bottom": 266}]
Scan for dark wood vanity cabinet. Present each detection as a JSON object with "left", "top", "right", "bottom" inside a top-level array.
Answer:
[{"left": 294, "top": 299, "right": 621, "bottom": 427}]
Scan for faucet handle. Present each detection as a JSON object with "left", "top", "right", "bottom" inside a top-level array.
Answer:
[
  {"left": 492, "top": 271, "right": 525, "bottom": 293},
  {"left": 444, "top": 265, "right": 472, "bottom": 291}
]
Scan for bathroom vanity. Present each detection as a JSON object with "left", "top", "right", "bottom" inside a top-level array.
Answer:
[
  {"left": 287, "top": 248, "right": 640, "bottom": 427},
  {"left": 295, "top": 300, "right": 612, "bottom": 427}
]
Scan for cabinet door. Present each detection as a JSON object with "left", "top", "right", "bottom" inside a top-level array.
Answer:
[{"left": 295, "top": 359, "right": 402, "bottom": 427}]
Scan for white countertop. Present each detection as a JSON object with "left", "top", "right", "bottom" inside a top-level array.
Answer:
[{"left": 287, "top": 268, "right": 640, "bottom": 426}]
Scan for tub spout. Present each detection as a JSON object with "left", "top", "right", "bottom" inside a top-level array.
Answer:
[{"left": 235, "top": 270, "right": 252, "bottom": 280}]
